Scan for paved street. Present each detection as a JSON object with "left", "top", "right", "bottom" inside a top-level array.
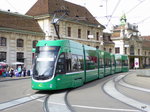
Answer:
[
  {"left": 68, "top": 70, "right": 150, "bottom": 112},
  {"left": 0, "top": 69, "right": 150, "bottom": 112}
]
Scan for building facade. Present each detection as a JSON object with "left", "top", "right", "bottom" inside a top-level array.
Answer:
[
  {"left": 141, "top": 36, "right": 150, "bottom": 68},
  {"left": 26, "top": 0, "right": 105, "bottom": 49},
  {"left": 102, "top": 32, "right": 115, "bottom": 53},
  {"left": 112, "top": 22, "right": 150, "bottom": 68},
  {"left": 0, "top": 10, "right": 44, "bottom": 69}
]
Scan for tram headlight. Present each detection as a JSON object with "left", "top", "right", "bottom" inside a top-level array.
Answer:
[
  {"left": 57, "top": 78, "right": 61, "bottom": 81},
  {"left": 38, "top": 83, "right": 42, "bottom": 87},
  {"left": 50, "top": 84, "right": 53, "bottom": 88}
]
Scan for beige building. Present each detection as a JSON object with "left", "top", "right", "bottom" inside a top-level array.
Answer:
[
  {"left": 26, "top": 0, "right": 105, "bottom": 49},
  {"left": 1, "top": 0, "right": 149, "bottom": 70},
  {"left": 112, "top": 22, "right": 150, "bottom": 68},
  {"left": 102, "top": 32, "right": 115, "bottom": 53},
  {"left": 0, "top": 10, "right": 44, "bottom": 69},
  {"left": 141, "top": 36, "right": 150, "bottom": 68}
]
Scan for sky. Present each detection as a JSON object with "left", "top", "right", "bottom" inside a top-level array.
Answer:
[{"left": 0, "top": 0, "right": 150, "bottom": 36}]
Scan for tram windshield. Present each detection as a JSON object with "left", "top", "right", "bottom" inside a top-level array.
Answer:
[{"left": 33, "top": 46, "right": 60, "bottom": 80}]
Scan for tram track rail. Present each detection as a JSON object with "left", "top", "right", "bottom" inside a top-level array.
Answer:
[
  {"left": 103, "top": 74, "right": 150, "bottom": 112},
  {"left": 43, "top": 90, "right": 74, "bottom": 112},
  {"left": 0, "top": 89, "right": 73, "bottom": 112},
  {"left": 0, "top": 93, "right": 46, "bottom": 111},
  {"left": 43, "top": 95, "right": 50, "bottom": 112}
]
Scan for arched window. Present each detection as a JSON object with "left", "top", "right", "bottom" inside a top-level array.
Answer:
[
  {"left": 130, "top": 45, "right": 134, "bottom": 55},
  {"left": 17, "top": 39, "right": 24, "bottom": 47},
  {"left": 0, "top": 37, "right": 7, "bottom": 46},
  {"left": 32, "top": 40, "right": 38, "bottom": 48}
]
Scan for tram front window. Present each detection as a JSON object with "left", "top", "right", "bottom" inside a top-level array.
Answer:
[{"left": 33, "top": 46, "right": 60, "bottom": 80}]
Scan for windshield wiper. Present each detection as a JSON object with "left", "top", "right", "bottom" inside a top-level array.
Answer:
[{"left": 35, "top": 74, "right": 49, "bottom": 80}]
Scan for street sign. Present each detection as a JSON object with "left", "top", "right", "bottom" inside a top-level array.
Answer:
[{"left": 134, "top": 58, "right": 139, "bottom": 68}]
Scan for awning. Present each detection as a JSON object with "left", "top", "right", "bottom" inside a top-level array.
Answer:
[{"left": 11, "top": 62, "right": 24, "bottom": 65}]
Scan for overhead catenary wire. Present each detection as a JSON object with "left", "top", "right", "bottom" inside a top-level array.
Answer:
[
  {"left": 106, "top": 0, "right": 121, "bottom": 26},
  {"left": 5, "top": 0, "right": 18, "bottom": 12},
  {"left": 125, "top": 0, "right": 146, "bottom": 14},
  {"left": 136, "top": 15, "right": 150, "bottom": 24}
]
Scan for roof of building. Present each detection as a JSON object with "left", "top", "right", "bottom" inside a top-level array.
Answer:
[
  {"left": 142, "top": 40, "right": 150, "bottom": 49},
  {"left": 141, "top": 36, "right": 150, "bottom": 50},
  {"left": 26, "top": 0, "right": 105, "bottom": 28},
  {"left": 0, "top": 10, "right": 44, "bottom": 35},
  {"left": 142, "top": 36, "right": 150, "bottom": 40}
]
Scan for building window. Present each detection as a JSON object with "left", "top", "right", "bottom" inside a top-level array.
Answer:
[
  {"left": 130, "top": 45, "right": 134, "bottom": 55},
  {"left": 138, "top": 49, "right": 140, "bottom": 55},
  {"left": 0, "top": 37, "right": 7, "bottom": 46},
  {"left": 109, "top": 48, "right": 112, "bottom": 53},
  {"left": 87, "top": 30, "right": 90, "bottom": 39},
  {"left": 115, "top": 47, "right": 120, "bottom": 53},
  {"left": 96, "top": 32, "right": 99, "bottom": 41},
  {"left": 67, "top": 27, "right": 71, "bottom": 37},
  {"left": 125, "top": 47, "right": 127, "bottom": 54},
  {"left": 145, "top": 51, "right": 147, "bottom": 56},
  {"left": 17, "top": 39, "right": 24, "bottom": 47},
  {"left": 0, "top": 52, "right": 6, "bottom": 62},
  {"left": 96, "top": 46, "right": 99, "bottom": 49},
  {"left": 104, "top": 48, "right": 106, "bottom": 51},
  {"left": 17, "top": 52, "right": 24, "bottom": 62},
  {"left": 32, "top": 40, "right": 38, "bottom": 48},
  {"left": 78, "top": 29, "right": 81, "bottom": 38}
]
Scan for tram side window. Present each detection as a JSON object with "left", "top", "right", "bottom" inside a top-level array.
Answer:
[
  {"left": 116, "top": 60, "right": 119, "bottom": 66},
  {"left": 116, "top": 60, "right": 121, "bottom": 67},
  {"left": 72, "top": 55, "right": 78, "bottom": 71},
  {"left": 125, "top": 60, "right": 128, "bottom": 66},
  {"left": 78, "top": 55, "right": 84, "bottom": 70},
  {"left": 65, "top": 53, "right": 71, "bottom": 73},
  {"left": 66, "top": 59, "right": 71, "bottom": 73},
  {"left": 105, "top": 58, "right": 111, "bottom": 68},
  {"left": 123, "top": 60, "right": 128, "bottom": 66},
  {"left": 99, "top": 58, "right": 104, "bottom": 68},
  {"left": 105, "top": 58, "right": 108, "bottom": 68},
  {"left": 86, "top": 56, "right": 97, "bottom": 70},
  {"left": 66, "top": 54, "right": 84, "bottom": 72},
  {"left": 108, "top": 59, "right": 111, "bottom": 67},
  {"left": 112, "top": 58, "right": 116, "bottom": 66},
  {"left": 56, "top": 53, "right": 65, "bottom": 74}
]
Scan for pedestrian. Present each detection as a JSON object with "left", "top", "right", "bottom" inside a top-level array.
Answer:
[
  {"left": 27, "top": 70, "right": 30, "bottom": 76},
  {"left": 17, "top": 66, "right": 22, "bottom": 77},
  {"left": 6, "top": 66, "right": 10, "bottom": 77},
  {"left": 22, "top": 67, "right": 26, "bottom": 77},
  {"left": 9, "top": 67, "right": 14, "bottom": 77}
]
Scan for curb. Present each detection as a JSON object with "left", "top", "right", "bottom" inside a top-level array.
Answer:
[{"left": 0, "top": 76, "right": 31, "bottom": 82}]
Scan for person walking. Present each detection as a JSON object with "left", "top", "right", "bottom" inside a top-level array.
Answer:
[
  {"left": 9, "top": 67, "right": 14, "bottom": 77},
  {"left": 17, "top": 66, "right": 22, "bottom": 77},
  {"left": 22, "top": 67, "right": 26, "bottom": 77}
]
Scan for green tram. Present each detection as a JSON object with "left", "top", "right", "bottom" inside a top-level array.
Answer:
[
  {"left": 115, "top": 54, "right": 129, "bottom": 73},
  {"left": 122, "top": 55, "right": 129, "bottom": 72},
  {"left": 115, "top": 54, "right": 122, "bottom": 73},
  {"left": 32, "top": 39, "right": 129, "bottom": 90},
  {"left": 111, "top": 54, "right": 116, "bottom": 74}
]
